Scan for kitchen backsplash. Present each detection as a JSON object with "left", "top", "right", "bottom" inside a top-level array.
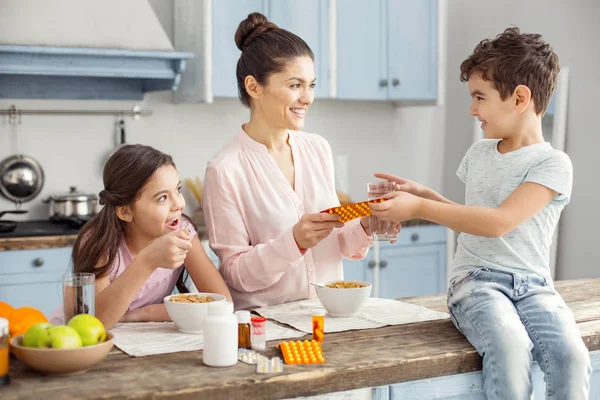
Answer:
[{"left": 0, "top": 93, "right": 444, "bottom": 220}]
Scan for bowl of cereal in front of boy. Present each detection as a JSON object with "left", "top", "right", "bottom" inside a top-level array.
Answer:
[
  {"left": 313, "top": 280, "right": 372, "bottom": 317},
  {"left": 164, "top": 293, "right": 226, "bottom": 334}
]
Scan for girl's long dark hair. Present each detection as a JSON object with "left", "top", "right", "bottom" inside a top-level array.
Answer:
[{"left": 72, "top": 144, "right": 189, "bottom": 293}]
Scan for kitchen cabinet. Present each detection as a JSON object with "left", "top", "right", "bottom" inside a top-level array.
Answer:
[
  {"left": 268, "top": 0, "right": 330, "bottom": 99},
  {"left": 343, "top": 225, "right": 447, "bottom": 299},
  {"left": 212, "top": 0, "right": 269, "bottom": 98},
  {"left": 336, "top": 0, "right": 438, "bottom": 101},
  {"left": 0, "top": 247, "right": 71, "bottom": 318},
  {"left": 175, "top": 0, "right": 438, "bottom": 102},
  {"left": 175, "top": 0, "right": 331, "bottom": 102}
]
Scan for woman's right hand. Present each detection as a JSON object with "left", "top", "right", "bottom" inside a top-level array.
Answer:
[
  {"left": 293, "top": 213, "right": 344, "bottom": 250},
  {"left": 139, "top": 230, "right": 192, "bottom": 270}
]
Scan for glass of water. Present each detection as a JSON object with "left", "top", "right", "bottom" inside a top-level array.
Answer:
[
  {"left": 367, "top": 181, "right": 397, "bottom": 241},
  {"left": 63, "top": 273, "right": 95, "bottom": 324}
]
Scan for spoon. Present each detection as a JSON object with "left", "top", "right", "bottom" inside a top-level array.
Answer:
[{"left": 310, "top": 282, "right": 326, "bottom": 288}]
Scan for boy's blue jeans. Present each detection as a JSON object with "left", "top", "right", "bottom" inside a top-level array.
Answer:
[{"left": 447, "top": 268, "right": 592, "bottom": 400}]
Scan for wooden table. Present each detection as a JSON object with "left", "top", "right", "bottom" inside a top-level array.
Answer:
[{"left": 3, "top": 278, "right": 600, "bottom": 400}]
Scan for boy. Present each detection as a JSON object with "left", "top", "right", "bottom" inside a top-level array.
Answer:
[{"left": 370, "top": 27, "right": 591, "bottom": 399}]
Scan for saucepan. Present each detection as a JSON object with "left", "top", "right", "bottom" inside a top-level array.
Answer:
[{"left": 42, "top": 187, "right": 99, "bottom": 222}]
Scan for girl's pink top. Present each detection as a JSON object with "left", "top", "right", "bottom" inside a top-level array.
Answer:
[
  {"left": 203, "top": 129, "right": 373, "bottom": 310},
  {"left": 49, "top": 219, "right": 197, "bottom": 324}
]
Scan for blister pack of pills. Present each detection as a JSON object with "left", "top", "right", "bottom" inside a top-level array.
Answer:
[{"left": 320, "top": 198, "right": 387, "bottom": 223}]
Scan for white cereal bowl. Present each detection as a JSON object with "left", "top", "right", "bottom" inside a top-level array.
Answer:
[
  {"left": 314, "top": 280, "right": 372, "bottom": 317},
  {"left": 164, "top": 293, "right": 226, "bottom": 334}
]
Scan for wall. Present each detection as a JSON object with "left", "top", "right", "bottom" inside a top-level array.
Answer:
[{"left": 442, "top": 0, "right": 600, "bottom": 279}]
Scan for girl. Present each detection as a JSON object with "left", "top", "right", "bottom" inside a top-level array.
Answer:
[
  {"left": 203, "top": 13, "right": 397, "bottom": 311},
  {"left": 52, "top": 144, "right": 231, "bottom": 329}
]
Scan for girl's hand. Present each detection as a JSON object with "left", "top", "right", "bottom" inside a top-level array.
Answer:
[
  {"left": 293, "top": 213, "right": 344, "bottom": 250},
  {"left": 369, "top": 191, "right": 422, "bottom": 222},
  {"left": 139, "top": 230, "right": 192, "bottom": 270},
  {"left": 374, "top": 172, "right": 426, "bottom": 198}
]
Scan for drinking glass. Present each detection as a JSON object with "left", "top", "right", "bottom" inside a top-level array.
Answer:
[
  {"left": 62, "top": 273, "right": 95, "bottom": 324},
  {"left": 367, "top": 181, "right": 397, "bottom": 241}
]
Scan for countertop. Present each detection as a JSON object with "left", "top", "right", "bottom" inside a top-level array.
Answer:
[
  {"left": 4, "top": 278, "right": 599, "bottom": 400},
  {"left": 0, "top": 220, "right": 435, "bottom": 251}
]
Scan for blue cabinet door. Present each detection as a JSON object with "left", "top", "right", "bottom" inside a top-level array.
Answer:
[
  {"left": 336, "top": 0, "right": 387, "bottom": 100},
  {"left": 0, "top": 247, "right": 72, "bottom": 318},
  {"left": 342, "top": 259, "right": 369, "bottom": 283},
  {"left": 212, "top": 0, "right": 268, "bottom": 98},
  {"left": 386, "top": 0, "right": 438, "bottom": 100},
  {"left": 268, "top": 0, "right": 330, "bottom": 99},
  {"left": 373, "top": 243, "right": 446, "bottom": 299}
]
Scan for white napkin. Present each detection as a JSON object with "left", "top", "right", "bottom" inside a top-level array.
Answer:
[
  {"left": 254, "top": 297, "right": 449, "bottom": 334},
  {"left": 110, "top": 320, "right": 305, "bottom": 357}
]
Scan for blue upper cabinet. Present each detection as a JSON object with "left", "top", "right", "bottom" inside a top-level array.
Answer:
[
  {"left": 386, "top": 0, "right": 438, "bottom": 100},
  {"left": 268, "top": 0, "right": 330, "bottom": 99},
  {"left": 336, "top": 0, "right": 387, "bottom": 100},
  {"left": 336, "top": 0, "right": 438, "bottom": 101},
  {"left": 212, "top": 0, "right": 268, "bottom": 98}
]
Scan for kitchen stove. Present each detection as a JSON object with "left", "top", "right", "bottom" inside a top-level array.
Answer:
[{"left": 0, "top": 219, "right": 84, "bottom": 238}]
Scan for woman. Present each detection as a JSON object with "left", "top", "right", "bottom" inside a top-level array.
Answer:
[{"left": 203, "top": 13, "right": 379, "bottom": 310}]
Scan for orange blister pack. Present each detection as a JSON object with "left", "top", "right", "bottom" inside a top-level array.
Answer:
[
  {"left": 277, "top": 340, "right": 326, "bottom": 365},
  {"left": 320, "top": 198, "right": 387, "bottom": 223}
]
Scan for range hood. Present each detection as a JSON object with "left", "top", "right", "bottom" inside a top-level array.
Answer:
[{"left": 0, "top": 0, "right": 193, "bottom": 100}]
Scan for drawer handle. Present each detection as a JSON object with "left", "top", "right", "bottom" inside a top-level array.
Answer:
[
  {"left": 411, "top": 233, "right": 420, "bottom": 242},
  {"left": 33, "top": 258, "right": 44, "bottom": 267},
  {"left": 392, "top": 78, "right": 400, "bottom": 87},
  {"left": 379, "top": 260, "right": 388, "bottom": 268},
  {"left": 368, "top": 261, "right": 376, "bottom": 268},
  {"left": 379, "top": 79, "right": 388, "bottom": 88}
]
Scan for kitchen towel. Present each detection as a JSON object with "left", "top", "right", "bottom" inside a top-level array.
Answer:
[
  {"left": 254, "top": 297, "right": 449, "bottom": 334},
  {"left": 110, "top": 320, "right": 306, "bottom": 357}
]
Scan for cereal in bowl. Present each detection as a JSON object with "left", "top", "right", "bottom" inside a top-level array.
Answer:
[
  {"left": 169, "top": 294, "right": 215, "bottom": 303},
  {"left": 325, "top": 281, "right": 366, "bottom": 289}
]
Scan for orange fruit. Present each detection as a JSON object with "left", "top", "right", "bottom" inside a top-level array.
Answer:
[
  {"left": 0, "top": 302, "right": 15, "bottom": 319},
  {"left": 0, "top": 301, "right": 15, "bottom": 320},
  {"left": 8, "top": 307, "right": 48, "bottom": 337}
]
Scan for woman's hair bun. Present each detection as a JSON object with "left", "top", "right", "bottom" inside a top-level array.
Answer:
[{"left": 235, "top": 12, "right": 278, "bottom": 51}]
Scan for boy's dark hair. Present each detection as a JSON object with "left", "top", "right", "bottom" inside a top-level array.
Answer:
[
  {"left": 460, "top": 27, "right": 560, "bottom": 115},
  {"left": 235, "top": 12, "right": 314, "bottom": 108}
]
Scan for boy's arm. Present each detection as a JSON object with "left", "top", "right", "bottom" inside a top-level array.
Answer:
[
  {"left": 374, "top": 173, "right": 457, "bottom": 205},
  {"left": 371, "top": 181, "right": 557, "bottom": 237}
]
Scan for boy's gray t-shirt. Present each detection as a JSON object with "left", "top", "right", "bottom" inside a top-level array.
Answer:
[{"left": 451, "top": 139, "right": 573, "bottom": 282}]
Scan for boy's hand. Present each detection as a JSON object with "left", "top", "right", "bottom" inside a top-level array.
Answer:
[
  {"left": 374, "top": 173, "right": 426, "bottom": 198},
  {"left": 369, "top": 191, "right": 422, "bottom": 222}
]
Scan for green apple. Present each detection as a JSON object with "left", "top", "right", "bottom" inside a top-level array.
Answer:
[
  {"left": 67, "top": 314, "right": 106, "bottom": 346},
  {"left": 22, "top": 322, "right": 53, "bottom": 347},
  {"left": 39, "top": 325, "right": 83, "bottom": 349}
]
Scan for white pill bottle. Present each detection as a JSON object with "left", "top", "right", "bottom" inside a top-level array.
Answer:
[{"left": 203, "top": 301, "right": 238, "bottom": 367}]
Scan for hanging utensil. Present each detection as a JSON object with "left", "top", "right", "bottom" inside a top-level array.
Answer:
[
  {"left": 116, "top": 118, "right": 126, "bottom": 149},
  {"left": 0, "top": 120, "right": 44, "bottom": 205}
]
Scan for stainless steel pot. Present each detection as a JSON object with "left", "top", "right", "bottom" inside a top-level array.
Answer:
[{"left": 43, "top": 186, "right": 99, "bottom": 221}]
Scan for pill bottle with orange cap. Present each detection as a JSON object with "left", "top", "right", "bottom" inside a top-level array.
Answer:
[{"left": 312, "top": 309, "right": 325, "bottom": 342}]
